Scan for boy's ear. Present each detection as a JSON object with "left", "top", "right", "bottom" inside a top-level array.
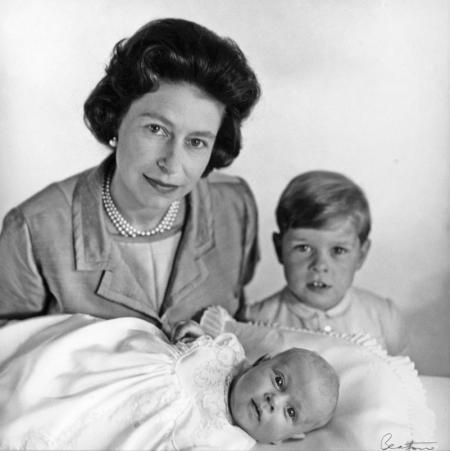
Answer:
[
  {"left": 356, "top": 238, "right": 371, "bottom": 269},
  {"left": 272, "top": 232, "right": 283, "bottom": 263}
]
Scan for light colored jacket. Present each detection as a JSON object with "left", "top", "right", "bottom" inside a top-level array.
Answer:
[{"left": 0, "top": 156, "right": 259, "bottom": 331}]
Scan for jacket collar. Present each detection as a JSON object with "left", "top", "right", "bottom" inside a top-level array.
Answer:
[
  {"left": 282, "top": 286, "right": 353, "bottom": 319},
  {"left": 159, "top": 177, "right": 215, "bottom": 312},
  {"left": 72, "top": 155, "right": 112, "bottom": 271}
]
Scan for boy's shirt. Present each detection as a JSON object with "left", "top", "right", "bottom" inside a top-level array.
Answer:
[{"left": 245, "top": 286, "right": 409, "bottom": 356}]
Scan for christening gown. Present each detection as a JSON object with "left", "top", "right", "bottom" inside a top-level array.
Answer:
[{"left": 0, "top": 314, "right": 255, "bottom": 450}]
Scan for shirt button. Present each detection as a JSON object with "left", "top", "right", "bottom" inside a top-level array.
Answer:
[{"left": 323, "top": 325, "right": 332, "bottom": 333}]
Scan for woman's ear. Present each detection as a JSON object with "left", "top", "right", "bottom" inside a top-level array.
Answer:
[{"left": 272, "top": 232, "right": 283, "bottom": 263}]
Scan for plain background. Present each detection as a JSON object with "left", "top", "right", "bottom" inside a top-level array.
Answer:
[{"left": 0, "top": 0, "right": 448, "bottom": 376}]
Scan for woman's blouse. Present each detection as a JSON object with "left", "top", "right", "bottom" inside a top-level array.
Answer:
[{"left": 107, "top": 219, "right": 182, "bottom": 312}]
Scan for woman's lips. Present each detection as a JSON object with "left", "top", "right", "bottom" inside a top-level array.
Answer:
[{"left": 143, "top": 175, "right": 179, "bottom": 193}]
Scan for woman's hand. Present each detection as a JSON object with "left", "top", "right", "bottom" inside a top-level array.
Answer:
[{"left": 170, "top": 320, "right": 206, "bottom": 343}]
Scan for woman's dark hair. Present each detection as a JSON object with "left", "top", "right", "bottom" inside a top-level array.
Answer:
[
  {"left": 84, "top": 18, "right": 261, "bottom": 175},
  {"left": 276, "top": 170, "right": 371, "bottom": 243}
]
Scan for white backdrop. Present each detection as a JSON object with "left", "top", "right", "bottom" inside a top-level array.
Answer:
[{"left": 0, "top": 0, "right": 448, "bottom": 376}]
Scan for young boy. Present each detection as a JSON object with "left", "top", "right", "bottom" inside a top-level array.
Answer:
[{"left": 245, "top": 170, "right": 409, "bottom": 356}]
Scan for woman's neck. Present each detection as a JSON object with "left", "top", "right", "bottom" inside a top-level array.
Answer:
[{"left": 110, "top": 177, "right": 185, "bottom": 231}]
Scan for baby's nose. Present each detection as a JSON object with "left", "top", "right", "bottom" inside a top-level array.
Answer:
[{"left": 263, "top": 393, "right": 274, "bottom": 412}]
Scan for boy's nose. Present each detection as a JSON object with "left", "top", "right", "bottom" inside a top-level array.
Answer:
[{"left": 310, "top": 252, "right": 329, "bottom": 272}]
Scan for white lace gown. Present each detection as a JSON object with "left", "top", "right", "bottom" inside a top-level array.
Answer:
[{"left": 0, "top": 314, "right": 255, "bottom": 451}]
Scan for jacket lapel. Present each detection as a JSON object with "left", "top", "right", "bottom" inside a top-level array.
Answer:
[
  {"left": 72, "top": 156, "right": 155, "bottom": 317},
  {"left": 162, "top": 179, "right": 214, "bottom": 311}
]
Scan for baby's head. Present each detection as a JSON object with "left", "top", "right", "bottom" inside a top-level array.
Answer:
[
  {"left": 273, "top": 170, "right": 371, "bottom": 310},
  {"left": 229, "top": 347, "right": 339, "bottom": 444}
]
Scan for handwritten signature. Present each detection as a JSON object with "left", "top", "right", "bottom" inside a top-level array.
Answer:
[{"left": 380, "top": 433, "right": 437, "bottom": 451}]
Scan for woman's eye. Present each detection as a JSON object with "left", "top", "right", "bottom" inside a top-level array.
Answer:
[
  {"left": 188, "top": 138, "right": 206, "bottom": 149},
  {"left": 146, "top": 124, "right": 166, "bottom": 135},
  {"left": 287, "top": 407, "right": 296, "bottom": 420},
  {"left": 274, "top": 374, "right": 284, "bottom": 389}
]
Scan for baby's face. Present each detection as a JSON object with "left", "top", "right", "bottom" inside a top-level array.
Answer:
[
  {"left": 229, "top": 349, "right": 331, "bottom": 443},
  {"left": 277, "top": 217, "right": 369, "bottom": 310}
]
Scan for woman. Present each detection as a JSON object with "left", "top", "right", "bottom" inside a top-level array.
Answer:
[{"left": 0, "top": 18, "right": 261, "bottom": 332}]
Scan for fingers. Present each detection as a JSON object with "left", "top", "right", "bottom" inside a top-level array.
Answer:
[{"left": 171, "top": 320, "right": 205, "bottom": 343}]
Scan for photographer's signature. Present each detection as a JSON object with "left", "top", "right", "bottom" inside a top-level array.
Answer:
[{"left": 380, "top": 433, "right": 437, "bottom": 450}]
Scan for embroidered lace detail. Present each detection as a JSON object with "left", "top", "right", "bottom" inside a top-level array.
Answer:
[{"left": 172, "top": 332, "right": 247, "bottom": 448}]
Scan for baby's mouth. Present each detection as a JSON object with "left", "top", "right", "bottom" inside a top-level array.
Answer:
[{"left": 251, "top": 399, "right": 261, "bottom": 422}]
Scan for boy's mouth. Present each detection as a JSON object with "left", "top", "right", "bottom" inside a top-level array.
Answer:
[{"left": 307, "top": 281, "right": 330, "bottom": 290}]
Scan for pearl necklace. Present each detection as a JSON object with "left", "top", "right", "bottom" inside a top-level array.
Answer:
[{"left": 102, "top": 169, "right": 180, "bottom": 238}]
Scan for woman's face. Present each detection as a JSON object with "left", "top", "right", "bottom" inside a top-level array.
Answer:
[{"left": 113, "top": 81, "right": 225, "bottom": 214}]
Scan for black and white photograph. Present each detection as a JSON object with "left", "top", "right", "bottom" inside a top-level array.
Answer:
[{"left": 0, "top": 1, "right": 448, "bottom": 450}]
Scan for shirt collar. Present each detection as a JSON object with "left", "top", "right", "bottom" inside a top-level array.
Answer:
[{"left": 283, "top": 286, "right": 353, "bottom": 318}]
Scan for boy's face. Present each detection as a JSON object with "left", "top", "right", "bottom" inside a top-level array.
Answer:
[
  {"left": 274, "top": 217, "right": 370, "bottom": 311},
  {"left": 229, "top": 349, "right": 329, "bottom": 443}
]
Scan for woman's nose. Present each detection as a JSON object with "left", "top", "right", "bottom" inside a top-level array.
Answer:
[{"left": 157, "top": 141, "right": 182, "bottom": 174}]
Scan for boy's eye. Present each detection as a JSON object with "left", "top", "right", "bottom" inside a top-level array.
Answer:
[
  {"left": 333, "top": 247, "right": 348, "bottom": 255},
  {"left": 287, "top": 407, "right": 296, "bottom": 420},
  {"left": 295, "top": 244, "right": 311, "bottom": 253}
]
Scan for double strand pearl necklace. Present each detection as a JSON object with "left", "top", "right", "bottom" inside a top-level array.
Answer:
[{"left": 102, "top": 169, "right": 180, "bottom": 238}]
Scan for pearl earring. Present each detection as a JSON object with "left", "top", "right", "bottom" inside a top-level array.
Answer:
[{"left": 109, "top": 137, "right": 117, "bottom": 148}]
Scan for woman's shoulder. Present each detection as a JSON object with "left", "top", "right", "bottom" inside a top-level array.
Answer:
[
  {"left": 6, "top": 164, "right": 100, "bottom": 220},
  {"left": 206, "top": 172, "right": 253, "bottom": 192},
  {"left": 201, "top": 172, "right": 256, "bottom": 209}
]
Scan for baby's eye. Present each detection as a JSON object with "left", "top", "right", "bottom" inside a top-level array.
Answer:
[
  {"left": 286, "top": 407, "right": 296, "bottom": 420},
  {"left": 274, "top": 373, "right": 284, "bottom": 389},
  {"left": 333, "top": 246, "right": 348, "bottom": 255},
  {"left": 187, "top": 138, "right": 207, "bottom": 149}
]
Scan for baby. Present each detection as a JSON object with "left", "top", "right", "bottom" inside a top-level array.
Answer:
[
  {"left": 0, "top": 313, "right": 339, "bottom": 450},
  {"left": 245, "top": 170, "right": 409, "bottom": 355},
  {"left": 229, "top": 346, "right": 339, "bottom": 444}
]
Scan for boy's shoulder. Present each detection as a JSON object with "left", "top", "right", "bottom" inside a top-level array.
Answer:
[
  {"left": 246, "top": 288, "right": 289, "bottom": 321},
  {"left": 350, "top": 286, "right": 397, "bottom": 312}
]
